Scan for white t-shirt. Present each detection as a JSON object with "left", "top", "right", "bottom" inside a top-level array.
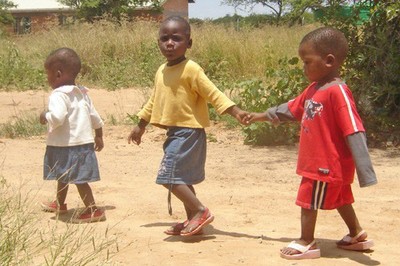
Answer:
[{"left": 45, "top": 85, "right": 104, "bottom": 147}]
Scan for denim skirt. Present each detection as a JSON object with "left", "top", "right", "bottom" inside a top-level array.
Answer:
[
  {"left": 156, "top": 127, "right": 206, "bottom": 185},
  {"left": 43, "top": 143, "right": 100, "bottom": 184}
]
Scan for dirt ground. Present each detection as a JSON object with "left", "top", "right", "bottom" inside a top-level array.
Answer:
[{"left": 0, "top": 88, "right": 399, "bottom": 265}]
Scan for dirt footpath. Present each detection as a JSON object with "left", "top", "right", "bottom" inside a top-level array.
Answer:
[{"left": 0, "top": 89, "right": 399, "bottom": 265}]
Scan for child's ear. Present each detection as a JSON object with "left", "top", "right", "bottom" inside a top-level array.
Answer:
[
  {"left": 187, "top": 38, "right": 192, "bottom": 49},
  {"left": 57, "top": 70, "right": 62, "bottom": 78},
  {"left": 325, "top": 54, "right": 335, "bottom": 67}
]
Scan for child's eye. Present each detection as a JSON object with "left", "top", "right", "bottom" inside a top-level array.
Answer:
[
  {"left": 159, "top": 36, "right": 169, "bottom": 42},
  {"left": 171, "top": 36, "right": 184, "bottom": 42}
]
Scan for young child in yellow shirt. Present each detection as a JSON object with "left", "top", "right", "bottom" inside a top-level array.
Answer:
[{"left": 128, "top": 16, "right": 248, "bottom": 236}]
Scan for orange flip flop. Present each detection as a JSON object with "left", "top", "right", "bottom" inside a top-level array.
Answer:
[
  {"left": 180, "top": 208, "right": 214, "bottom": 236},
  {"left": 164, "top": 220, "right": 188, "bottom": 235}
]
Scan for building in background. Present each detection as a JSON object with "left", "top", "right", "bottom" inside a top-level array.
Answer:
[{"left": 8, "top": 0, "right": 194, "bottom": 34}]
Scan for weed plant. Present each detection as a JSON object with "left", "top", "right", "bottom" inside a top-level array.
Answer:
[
  {"left": 0, "top": 175, "right": 119, "bottom": 265},
  {"left": 238, "top": 57, "right": 308, "bottom": 145},
  {"left": 0, "top": 111, "right": 46, "bottom": 138}
]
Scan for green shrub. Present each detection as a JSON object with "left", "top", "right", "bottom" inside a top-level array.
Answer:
[
  {"left": 238, "top": 57, "right": 307, "bottom": 145},
  {"left": 0, "top": 111, "right": 46, "bottom": 138},
  {"left": 0, "top": 43, "right": 45, "bottom": 90},
  {"left": 317, "top": 1, "right": 400, "bottom": 146}
]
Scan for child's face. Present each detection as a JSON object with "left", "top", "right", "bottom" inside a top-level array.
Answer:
[
  {"left": 298, "top": 41, "right": 332, "bottom": 83},
  {"left": 158, "top": 20, "right": 192, "bottom": 66},
  {"left": 45, "top": 65, "right": 59, "bottom": 89}
]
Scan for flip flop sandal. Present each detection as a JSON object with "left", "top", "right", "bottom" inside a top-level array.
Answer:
[
  {"left": 180, "top": 207, "right": 214, "bottom": 236},
  {"left": 337, "top": 230, "right": 374, "bottom": 251},
  {"left": 164, "top": 220, "right": 204, "bottom": 236},
  {"left": 280, "top": 240, "right": 321, "bottom": 260},
  {"left": 164, "top": 220, "right": 188, "bottom": 235}
]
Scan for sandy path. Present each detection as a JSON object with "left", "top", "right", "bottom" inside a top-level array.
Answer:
[{"left": 0, "top": 89, "right": 399, "bottom": 265}]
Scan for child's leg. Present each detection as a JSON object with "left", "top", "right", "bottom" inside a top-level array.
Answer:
[
  {"left": 56, "top": 181, "right": 69, "bottom": 205},
  {"left": 163, "top": 184, "right": 197, "bottom": 219},
  {"left": 336, "top": 204, "right": 373, "bottom": 250},
  {"left": 184, "top": 185, "right": 196, "bottom": 219},
  {"left": 300, "top": 208, "right": 318, "bottom": 242},
  {"left": 76, "top": 183, "right": 98, "bottom": 213},
  {"left": 41, "top": 181, "right": 68, "bottom": 213},
  {"left": 167, "top": 184, "right": 203, "bottom": 213},
  {"left": 167, "top": 184, "right": 211, "bottom": 234},
  {"left": 281, "top": 208, "right": 318, "bottom": 255},
  {"left": 163, "top": 184, "right": 197, "bottom": 235},
  {"left": 337, "top": 204, "right": 363, "bottom": 236}
]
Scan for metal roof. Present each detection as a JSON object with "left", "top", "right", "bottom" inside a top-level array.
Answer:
[
  {"left": 10, "top": 0, "right": 71, "bottom": 11},
  {"left": 9, "top": 0, "right": 194, "bottom": 13}
]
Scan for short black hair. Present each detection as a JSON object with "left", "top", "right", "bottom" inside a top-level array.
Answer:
[
  {"left": 161, "top": 15, "right": 191, "bottom": 37},
  {"left": 45, "top": 47, "right": 81, "bottom": 77},
  {"left": 301, "top": 27, "right": 349, "bottom": 63}
]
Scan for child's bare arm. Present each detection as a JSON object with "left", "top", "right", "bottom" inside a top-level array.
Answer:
[
  {"left": 128, "top": 119, "right": 148, "bottom": 145},
  {"left": 247, "top": 112, "right": 273, "bottom": 123},
  {"left": 247, "top": 103, "right": 296, "bottom": 124},
  {"left": 94, "top": 128, "right": 104, "bottom": 151}
]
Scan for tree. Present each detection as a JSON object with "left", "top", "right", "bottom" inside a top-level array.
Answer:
[
  {"left": 0, "top": 0, "right": 15, "bottom": 25},
  {"left": 222, "top": 0, "right": 361, "bottom": 25},
  {"left": 222, "top": 0, "right": 287, "bottom": 24},
  {"left": 58, "top": 0, "right": 162, "bottom": 22}
]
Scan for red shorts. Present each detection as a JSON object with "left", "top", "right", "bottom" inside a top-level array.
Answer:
[{"left": 296, "top": 177, "right": 354, "bottom": 210}]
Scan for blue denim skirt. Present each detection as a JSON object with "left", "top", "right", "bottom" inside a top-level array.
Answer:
[
  {"left": 156, "top": 127, "right": 206, "bottom": 185},
  {"left": 43, "top": 143, "right": 100, "bottom": 184}
]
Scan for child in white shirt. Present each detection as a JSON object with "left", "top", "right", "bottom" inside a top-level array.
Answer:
[{"left": 40, "top": 47, "right": 105, "bottom": 223}]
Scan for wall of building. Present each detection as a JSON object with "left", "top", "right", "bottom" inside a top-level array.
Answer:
[
  {"left": 10, "top": 10, "right": 74, "bottom": 34},
  {"left": 162, "top": 0, "right": 189, "bottom": 19},
  {"left": 6, "top": 0, "right": 190, "bottom": 35}
]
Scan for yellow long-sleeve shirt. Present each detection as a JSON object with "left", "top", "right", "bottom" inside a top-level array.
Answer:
[{"left": 137, "top": 59, "right": 235, "bottom": 128}]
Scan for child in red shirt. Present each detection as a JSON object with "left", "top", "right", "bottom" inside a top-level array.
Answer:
[{"left": 246, "top": 27, "right": 377, "bottom": 260}]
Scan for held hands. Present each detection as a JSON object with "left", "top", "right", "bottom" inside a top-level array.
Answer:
[
  {"left": 245, "top": 112, "right": 268, "bottom": 123},
  {"left": 227, "top": 106, "right": 250, "bottom": 126},
  {"left": 244, "top": 108, "right": 280, "bottom": 125}
]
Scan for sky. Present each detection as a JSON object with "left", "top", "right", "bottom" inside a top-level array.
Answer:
[{"left": 189, "top": 0, "right": 267, "bottom": 19}]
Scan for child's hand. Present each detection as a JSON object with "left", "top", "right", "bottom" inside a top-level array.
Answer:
[
  {"left": 128, "top": 126, "right": 145, "bottom": 145},
  {"left": 246, "top": 112, "right": 267, "bottom": 123},
  {"left": 94, "top": 136, "right": 104, "bottom": 151},
  {"left": 226, "top": 106, "right": 250, "bottom": 126},
  {"left": 245, "top": 109, "right": 280, "bottom": 124},
  {"left": 235, "top": 109, "right": 250, "bottom": 126},
  {"left": 39, "top": 111, "right": 47, "bottom": 125}
]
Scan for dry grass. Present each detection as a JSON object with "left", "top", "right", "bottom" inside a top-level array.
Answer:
[{"left": 1, "top": 20, "right": 317, "bottom": 90}]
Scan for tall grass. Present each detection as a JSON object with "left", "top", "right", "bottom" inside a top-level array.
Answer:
[
  {"left": 0, "top": 175, "right": 119, "bottom": 265},
  {"left": 190, "top": 23, "right": 311, "bottom": 88},
  {"left": 0, "top": 20, "right": 314, "bottom": 91},
  {"left": 0, "top": 111, "right": 46, "bottom": 138}
]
